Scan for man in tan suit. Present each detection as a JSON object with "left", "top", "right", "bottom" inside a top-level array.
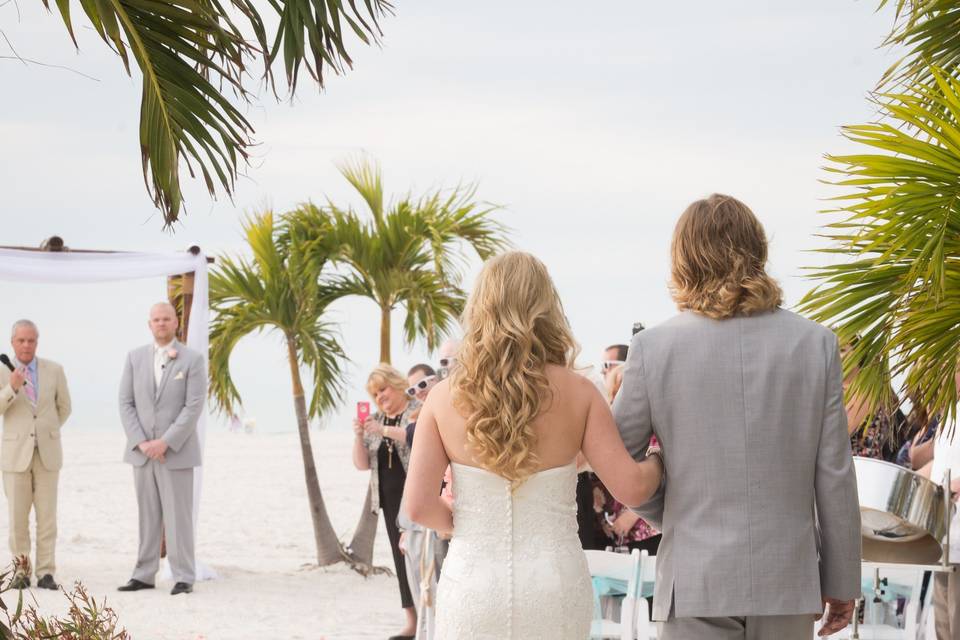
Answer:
[{"left": 0, "top": 320, "right": 71, "bottom": 590}]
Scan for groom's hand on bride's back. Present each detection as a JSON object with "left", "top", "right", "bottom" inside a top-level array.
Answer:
[{"left": 816, "top": 597, "right": 855, "bottom": 636}]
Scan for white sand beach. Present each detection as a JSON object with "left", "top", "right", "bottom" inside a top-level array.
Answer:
[{"left": 0, "top": 428, "right": 402, "bottom": 640}]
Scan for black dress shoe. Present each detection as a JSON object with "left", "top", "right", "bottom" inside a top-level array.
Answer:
[
  {"left": 10, "top": 575, "right": 29, "bottom": 590},
  {"left": 387, "top": 636, "right": 415, "bottom": 640},
  {"left": 36, "top": 574, "right": 58, "bottom": 590},
  {"left": 170, "top": 582, "right": 193, "bottom": 595},
  {"left": 117, "top": 579, "right": 154, "bottom": 592}
]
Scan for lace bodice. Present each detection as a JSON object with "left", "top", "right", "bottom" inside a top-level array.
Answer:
[{"left": 434, "top": 462, "right": 593, "bottom": 639}]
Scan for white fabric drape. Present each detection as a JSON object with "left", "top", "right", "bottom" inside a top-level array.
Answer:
[{"left": 0, "top": 248, "right": 215, "bottom": 580}]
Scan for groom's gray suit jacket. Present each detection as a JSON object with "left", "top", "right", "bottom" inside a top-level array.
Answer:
[
  {"left": 119, "top": 341, "right": 205, "bottom": 469},
  {"left": 613, "top": 309, "right": 861, "bottom": 620}
]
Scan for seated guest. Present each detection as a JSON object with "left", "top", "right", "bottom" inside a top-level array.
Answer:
[{"left": 352, "top": 364, "right": 419, "bottom": 640}]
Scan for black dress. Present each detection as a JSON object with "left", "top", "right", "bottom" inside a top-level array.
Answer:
[
  {"left": 576, "top": 471, "right": 611, "bottom": 550},
  {"left": 378, "top": 415, "right": 414, "bottom": 609}
]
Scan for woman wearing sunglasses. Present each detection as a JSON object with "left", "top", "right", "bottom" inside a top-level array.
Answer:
[
  {"left": 398, "top": 363, "right": 446, "bottom": 640},
  {"left": 352, "top": 364, "right": 420, "bottom": 640}
]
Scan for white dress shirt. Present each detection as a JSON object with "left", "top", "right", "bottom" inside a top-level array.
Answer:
[{"left": 154, "top": 341, "right": 175, "bottom": 388}]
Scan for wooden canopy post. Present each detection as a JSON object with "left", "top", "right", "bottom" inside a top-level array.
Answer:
[{"left": 166, "top": 246, "right": 206, "bottom": 342}]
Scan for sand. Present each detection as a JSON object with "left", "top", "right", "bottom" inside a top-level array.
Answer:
[{"left": 0, "top": 428, "right": 404, "bottom": 640}]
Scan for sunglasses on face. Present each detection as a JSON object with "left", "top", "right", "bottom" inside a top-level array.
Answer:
[
  {"left": 602, "top": 360, "right": 625, "bottom": 372},
  {"left": 406, "top": 375, "right": 438, "bottom": 397},
  {"left": 439, "top": 357, "right": 456, "bottom": 369}
]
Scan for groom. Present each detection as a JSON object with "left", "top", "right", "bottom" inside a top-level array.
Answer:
[
  {"left": 614, "top": 195, "right": 861, "bottom": 639},
  {"left": 118, "top": 302, "right": 205, "bottom": 595}
]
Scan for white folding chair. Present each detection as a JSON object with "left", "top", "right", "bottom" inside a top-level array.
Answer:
[
  {"left": 586, "top": 548, "right": 642, "bottom": 640},
  {"left": 634, "top": 551, "right": 657, "bottom": 639}
]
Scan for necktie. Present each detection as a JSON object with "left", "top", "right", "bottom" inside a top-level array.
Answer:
[
  {"left": 24, "top": 378, "right": 36, "bottom": 405},
  {"left": 154, "top": 349, "right": 166, "bottom": 388}
]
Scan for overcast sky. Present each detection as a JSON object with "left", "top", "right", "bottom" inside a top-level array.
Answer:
[{"left": 1, "top": 1, "right": 897, "bottom": 433}]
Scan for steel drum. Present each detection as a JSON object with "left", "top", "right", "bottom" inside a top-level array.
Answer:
[{"left": 855, "top": 456, "right": 954, "bottom": 564}]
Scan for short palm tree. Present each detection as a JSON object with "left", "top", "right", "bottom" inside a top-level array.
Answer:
[
  {"left": 287, "top": 158, "right": 509, "bottom": 565},
  {"left": 209, "top": 211, "right": 349, "bottom": 566},
  {"left": 38, "top": 0, "right": 390, "bottom": 226}
]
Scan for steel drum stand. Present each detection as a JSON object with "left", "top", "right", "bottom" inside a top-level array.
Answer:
[{"left": 849, "top": 470, "right": 956, "bottom": 640}]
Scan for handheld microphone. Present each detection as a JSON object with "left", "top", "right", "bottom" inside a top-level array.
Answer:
[{"left": 0, "top": 354, "right": 33, "bottom": 386}]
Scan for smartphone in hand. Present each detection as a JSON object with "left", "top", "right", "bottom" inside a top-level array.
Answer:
[{"left": 356, "top": 401, "right": 371, "bottom": 423}]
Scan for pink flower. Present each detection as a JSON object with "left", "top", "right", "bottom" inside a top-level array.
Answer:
[{"left": 167, "top": 348, "right": 178, "bottom": 360}]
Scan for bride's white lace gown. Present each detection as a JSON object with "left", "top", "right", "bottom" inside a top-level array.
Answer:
[{"left": 435, "top": 462, "right": 593, "bottom": 639}]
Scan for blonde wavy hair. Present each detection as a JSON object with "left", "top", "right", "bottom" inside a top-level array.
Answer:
[
  {"left": 366, "top": 364, "right": 408, "bottom": 409},
  {"left": 670, "top": 194, "right": 783, "bottom": 319},
  {"left": 451, "top": 251, "right": 579, "bottom": 484}
]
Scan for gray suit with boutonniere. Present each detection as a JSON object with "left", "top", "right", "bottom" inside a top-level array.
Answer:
[{"left": 119, "top": 339, "right": 206, "bottom": 586}]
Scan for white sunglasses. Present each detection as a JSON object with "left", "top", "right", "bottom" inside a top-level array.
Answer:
[
  {"left": 602, "top": 360, "right": 625, "bottom": 372},
  {"left": 406, "top": 375, "right": 438, "bottom": 397}
]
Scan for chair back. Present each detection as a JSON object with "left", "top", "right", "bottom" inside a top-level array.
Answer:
[{"left": 586, "top": 549, "right": 642, "bottom": 640}]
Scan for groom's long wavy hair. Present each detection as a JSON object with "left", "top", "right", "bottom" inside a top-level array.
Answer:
[
  {"left": 451, "top": 251, "right": 579, "bottom": 484},
  {"left": 670, "top": 194, "right": 783, "bottom": 319}
]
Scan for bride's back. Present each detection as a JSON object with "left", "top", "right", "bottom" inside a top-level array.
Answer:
[{"left": 430, "top": 364, "right": 594, "bottom": 474}]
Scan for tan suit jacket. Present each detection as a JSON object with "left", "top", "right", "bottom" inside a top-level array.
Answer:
[{"left": 0, "top": 359, "right": 72, "bottom": 472}]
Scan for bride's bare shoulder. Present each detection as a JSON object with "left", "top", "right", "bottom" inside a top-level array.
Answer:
[
  {"left": 545, "top": 364, "right": 599, "bottom": 398},
  {"left": 425, "top": 378, "right": 453, "bottom": 406}
]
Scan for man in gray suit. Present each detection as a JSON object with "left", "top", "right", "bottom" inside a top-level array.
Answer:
[
  {"left": 117, "top": 302, "right": 206, "bottom": 595},
  {"left": 614, "top": 194, "right": 861, "bottom": 639}
]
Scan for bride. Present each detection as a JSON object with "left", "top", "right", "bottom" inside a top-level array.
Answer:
[{"left": 404, "top": 251, "right": 663, "bottom": 639}]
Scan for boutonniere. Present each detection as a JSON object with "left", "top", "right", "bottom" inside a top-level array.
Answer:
[{"left": 166, "top": 348, "right": 179, "bottom": 360}]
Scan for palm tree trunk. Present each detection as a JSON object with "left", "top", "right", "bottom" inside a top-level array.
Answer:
[
  {"left": 347, "top": 487, "right": 380, "bottom": 566},
  {"left": 286, "top": 335, "right": 344, "bottom": 566},
  {"left": 379, "top": 305, "right": 391, "bottom": 364}
]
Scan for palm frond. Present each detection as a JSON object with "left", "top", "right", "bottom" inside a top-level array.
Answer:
[
  {"left": 297, "top": 316, "right": 348, "bottom": 417},
  {"left": 337, "top": 156, "right": 386, "bottom": 224},
  {"left": 267, "top": 0, "right": 391, "bottom": 93},
  {"left": 44, "top": 0, "right": 255, "bottom": 226},
  {"left": 877, "top": 0, "right": 960, "bottom": 90},
  {"left": 288, "top": 158, "right": 510, "bottom": 356},
  {"left": 800, "top": 65, "right": 960, "bottom": 426},
  {"left": 209, "top": 209, "right": 347, "bottom": 417},
  {"left": 41, "top": 0, "right": 392, "bottom": 226}
]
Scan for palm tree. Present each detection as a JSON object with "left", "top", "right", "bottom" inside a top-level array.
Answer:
[
  {"left": 36, "top": 0, "right": 390, "bottom": 227},
  {"left": 208, "top": 211, "right": 349, "bottom": 566},
  {"left": 292, "top": 158, "right": 510, "bottom": 364},
  {"left": 287, "top": 158, "right": 509, "bottom": 565},
  {"left": 799, "top": 0, "right": 960, "bottom": 428}
]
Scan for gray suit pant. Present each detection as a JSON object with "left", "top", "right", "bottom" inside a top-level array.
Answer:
[
  {"left": 935, "top": 571, "right": 960, "bottom": 639},
  {"left": 131, "top": 460, "right": 195, "bottom": 584},
  {"left": 659, "top": 614, "right": 815, "bottom": 640}
]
